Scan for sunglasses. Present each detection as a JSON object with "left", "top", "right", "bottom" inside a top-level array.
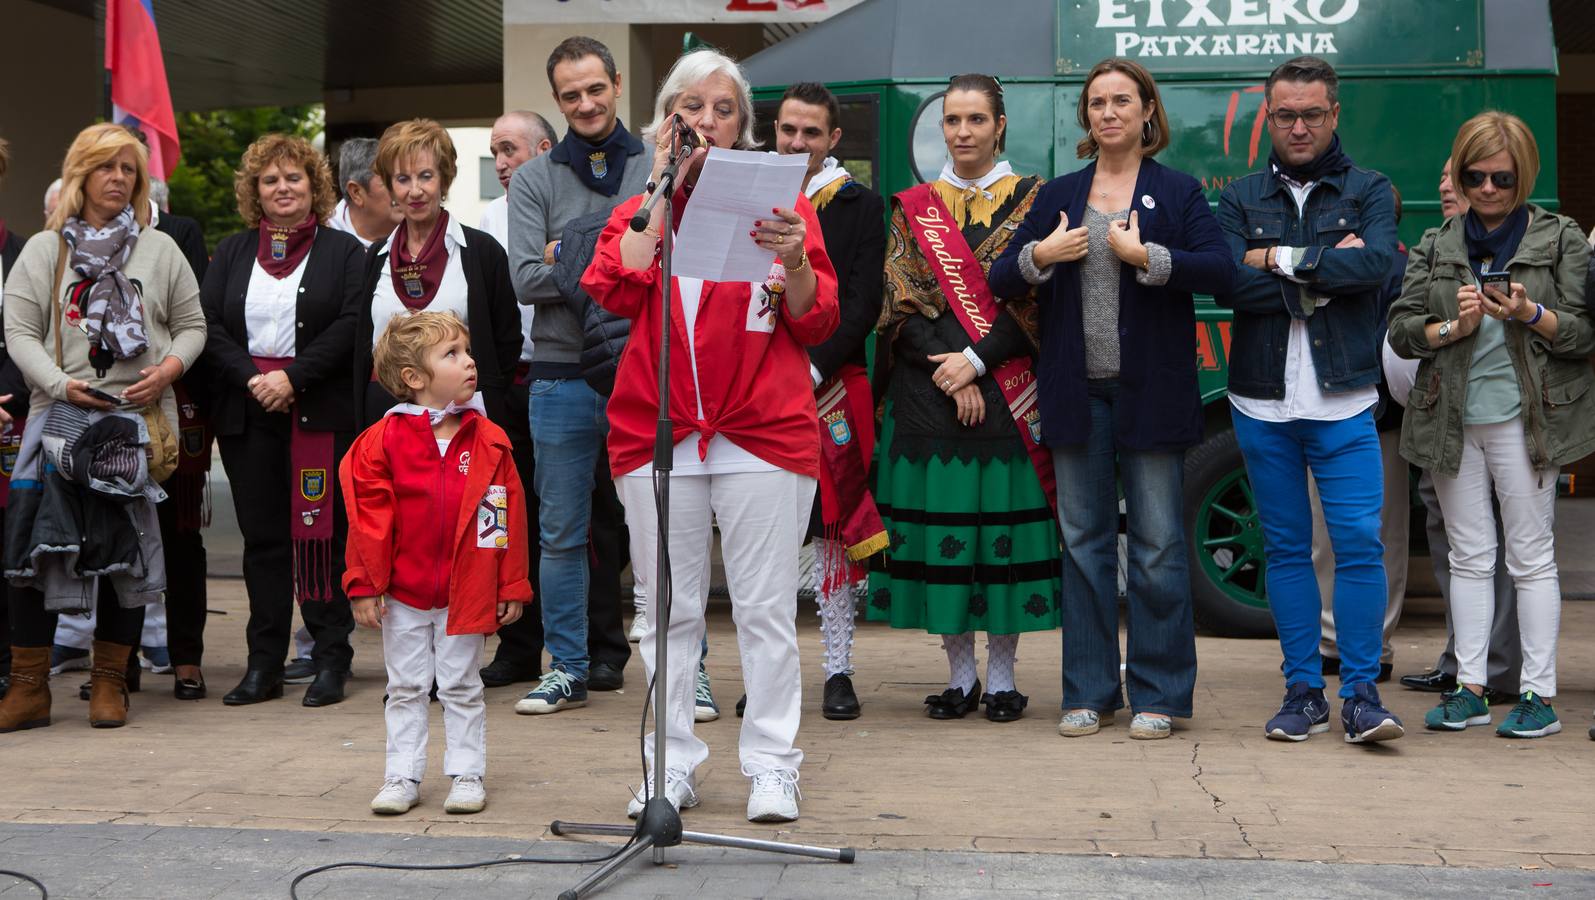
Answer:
[{"left": 1460, "top": 169, "right": 1517, "bottom": 190}]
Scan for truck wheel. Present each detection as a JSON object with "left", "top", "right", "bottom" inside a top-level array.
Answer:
[{"left": 1183, "top": 427, "right": 1276, "bottom": 638}]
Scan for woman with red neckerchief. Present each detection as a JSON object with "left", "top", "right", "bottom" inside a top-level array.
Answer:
[{"left": 200, "top": 134, "right": 364, "bottom": 708}]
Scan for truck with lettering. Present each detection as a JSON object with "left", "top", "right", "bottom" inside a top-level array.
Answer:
[{"left": 745, "top": 0, "right": 1559, "bottom": 636}]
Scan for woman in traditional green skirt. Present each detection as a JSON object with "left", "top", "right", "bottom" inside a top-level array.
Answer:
[{"left": 867, "top": 74, "right": 1061, "bottom": 723}]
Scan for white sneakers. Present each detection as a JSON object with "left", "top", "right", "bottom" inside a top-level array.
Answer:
[
  {"left": 627, "top": 612, "right": 648, "bottom": 643},
  {"left": 371, "top": 776, "right": 486, "bottom": 815},
  {"left": 444, "top": 775, "right": 487, "bottom": 814},
  {"left": 746, "top": 769, "right": 801, "bottom": 823},
  {"left": 627, "top": 768, "right": 700, "bottom": 819},
  {"left": 370, "top": 778, "right": 420, "bottom": 815}
]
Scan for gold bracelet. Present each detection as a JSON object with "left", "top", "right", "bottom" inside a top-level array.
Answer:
[{"left": 786, "top": 248, "right": 809, "bottom": 274}]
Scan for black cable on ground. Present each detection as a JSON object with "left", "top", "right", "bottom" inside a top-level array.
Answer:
[{"left": 0, "top": 869, "right": 47, "bottom": 898}]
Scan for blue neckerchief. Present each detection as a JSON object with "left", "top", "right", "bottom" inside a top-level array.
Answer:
[
  {"left": 548, "top": 120, "right": 644, "bottom": 197},
  {"left": 1463, "top": 206, "right": 1529, "bottom": 281},
  {"left": 1268, "top": 132, "right": 1352, "bottom": 185}
]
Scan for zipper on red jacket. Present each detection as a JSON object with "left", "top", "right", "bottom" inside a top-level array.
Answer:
[{"left": 433, "top": 430, "right": 450, "bottom": 608}]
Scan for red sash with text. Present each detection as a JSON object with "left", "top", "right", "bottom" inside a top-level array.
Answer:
[
  {"left": 897, "top": 185, "right": 1056, "bottom": 512},
  {"left": 815, "top": 363, "right": 887, "bottom": 593},
  {"left": 253, "top": 357, "right": 336, "bottom": 601}
]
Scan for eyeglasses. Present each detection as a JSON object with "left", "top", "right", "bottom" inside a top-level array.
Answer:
[
  {"left": 1460, "top": 169, "right": 1517, "bottom": 190},
  {"left": 1267, "top": 108, "right": 1330, "bottom": 129}
]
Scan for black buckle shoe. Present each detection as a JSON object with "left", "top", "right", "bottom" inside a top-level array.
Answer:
[
  {"left": 983, "top": 690, "right": 1029, "bottom": 723},
  {"left": 479, "top": 658, "right": 542, "bottom": 688},
  {"left": 588, "top": 661, "right": 625, "bottom": 692},
  {"left": 924, "top": 678, "right": 982, "bottom": 720},
  {"left": 302, "top": 670, "right": 349, "bottom": 707},
  {"left": 821, "top": 673, "right": 860, "bottom": 720},
  {"left": 1398, "top": 669, "right": 1457, "bottom": 693},
  {"left": 223, "top": 670, "right": 285, "bottom": 706},
  {"left": 735, "top": 694, "right": 747, "bottom": 718},
  {"left": 173, "top": 676, "right": 207, "bottom": 701}
]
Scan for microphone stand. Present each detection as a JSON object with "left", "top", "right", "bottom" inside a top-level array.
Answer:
[{"left": 550, "top": 132, "right": 854, "bottom": 898}]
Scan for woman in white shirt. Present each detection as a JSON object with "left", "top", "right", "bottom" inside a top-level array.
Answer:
[{"left": 200, "top": 134, "right": 364, "bottom": 708}]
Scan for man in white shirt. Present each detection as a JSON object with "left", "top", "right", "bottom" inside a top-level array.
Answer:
[
  {"left": 1215, "top": 56, "right": 1403, "bottom": 746},
  {"left": 328, "top": 138, "right": 401, "bottom": 249},
  {"left": 477, "top": 109, "right": 557, "bottom": 690}
]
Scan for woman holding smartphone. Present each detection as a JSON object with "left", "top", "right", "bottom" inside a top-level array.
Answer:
[{"left": 1388, "top": 111, "right": 1595, "bottom": 739}]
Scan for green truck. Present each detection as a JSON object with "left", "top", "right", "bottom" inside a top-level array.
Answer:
[{"left": 744, "top": 0, "right": 1560, "bottom": 636}]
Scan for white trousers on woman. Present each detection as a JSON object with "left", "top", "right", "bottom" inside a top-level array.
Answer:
[
  {"left": 1431, "top": 418, "right": 1561, "bottom": 696},
  {"left": 617, "top": 469, "right": 815, "bottom": 780},
  {"left": 381, "top": 600, "right": 487, "bottom": 781}
]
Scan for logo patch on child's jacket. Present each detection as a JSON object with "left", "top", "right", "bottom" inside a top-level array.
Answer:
[{"left": 477, "top": 484, "right": 509, "bottom": 549}]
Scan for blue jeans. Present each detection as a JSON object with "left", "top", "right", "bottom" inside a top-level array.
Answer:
[
  {"left": 1231, "top": 408, "right": 1386, "bottom": 697},
  {"left": 1052, "top": 379, "right": 1195, "bottom": 717},
  {"left": 529, "top": 377, "right": 607, "bottom": 681}
]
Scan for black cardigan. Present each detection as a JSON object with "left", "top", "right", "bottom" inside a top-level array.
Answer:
[
  {"left": 200, "top": 226, "right": 364, "bottom": 436},
  {"left": 0, "top": 230, "right": 30, "bottom": 421},
  {"left": 809, "top": 180, "right": 886, "bottom": 381},
  {"left": 356, "top": 224, "right": 521, "bottom": 429}
]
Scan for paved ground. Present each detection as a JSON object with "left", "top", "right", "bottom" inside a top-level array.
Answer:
[
  {"left": 5, "top": 494, "right": 1595, "bottom": 897},
  {"left": 3, "top": 822, "right": 1594, "bottom": 899}
]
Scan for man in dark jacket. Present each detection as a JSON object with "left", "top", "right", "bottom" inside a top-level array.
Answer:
[
  {"left": 772, "top": 82, "right": 885, "bottom": 720},
  {"left": 1215, "top": 56, "right": 1403, "bottom": 745}
]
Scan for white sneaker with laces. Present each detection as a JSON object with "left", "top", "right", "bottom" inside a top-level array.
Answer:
[
  {"left": 444, "top": 775, "right": 486, "bottom": 814},
  {"left": 746, "top": 769, "right": 801, "bottom": 823},
  {"left": 626, "top": 768, "right": 699, "bottom": 819},
  {"left": 627, "top": 612, "right": 648, "bottom": 643},
  {"left": 370, "top": 778, "right": 419, "bottom": 815}
]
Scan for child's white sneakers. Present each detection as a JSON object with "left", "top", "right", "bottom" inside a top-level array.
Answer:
[
  {"left": 370, "top": 778, "right": 420, "bottom": 815},
  {"left": 444, "top": 775, "right": 487, "bottom": 814}
]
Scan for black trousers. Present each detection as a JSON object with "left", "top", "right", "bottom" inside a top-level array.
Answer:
[
  {"left": 158, "top": 486, "right": 209, "bottom": 668},
  {"left": 489, "top": 382, "right": 632, "bottom": 672},
  {"left": 9, "top": 580, "right": 145, "bottom": 648},
  {"left": 217, "top": 405, "right": 354, "bottom": 675}
]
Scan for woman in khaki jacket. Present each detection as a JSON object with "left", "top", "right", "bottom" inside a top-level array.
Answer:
[
  {"left": 0, "top": 123, "right": 206, "bottom": 732},
  {"left": 1388, "top": 111, "right": 1594, "bottom": 740}
]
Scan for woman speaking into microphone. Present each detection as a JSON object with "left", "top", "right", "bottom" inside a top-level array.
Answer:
[{"left": 581, "top": 48, "right": 839, "bottom": 825}]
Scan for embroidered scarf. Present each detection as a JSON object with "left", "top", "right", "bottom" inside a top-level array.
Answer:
[
  {"left": 1463, "top": 206, "right": 1529, "bottom": 281},
  {"left": 169, "top": 380, "right": 212, "bottom": 532},
  {"left": 256, "top": 217, "right": 316, "bottom": 278},
  {"left": 389, "top": 211, "right": 450, "bottom": 309},
  {"left": 932, "top": 160, "right": 1017, "bottom": 229},
  {"left": 550, "top": 120, "right": 644, "bottom": 197},
  {"left": 61, "top": 207, "right": 148, "bottom": 360},
  {"left": 814, "top": 365, "right": 887, "bottom": 592},
  {"left": 805, "top": 157, "right": 851, "bottom": 211},
  {"left": 253, "top": 357, "right": 336, "bottom": 601},
  {"left": 1268, "top": 132, "right": 1352, "bottom": 186}
]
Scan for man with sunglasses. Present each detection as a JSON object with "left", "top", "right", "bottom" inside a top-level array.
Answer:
[{"left": 1215, "top": 56, "right": 1403, "bottom": 745}]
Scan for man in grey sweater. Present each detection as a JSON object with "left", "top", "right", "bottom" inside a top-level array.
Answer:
[{"left": 507, "top": 35, "right": 649, "bottom": 715}]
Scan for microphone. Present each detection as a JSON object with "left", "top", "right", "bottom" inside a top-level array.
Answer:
[{"left": 672, "top": 113, "right": 707, "bottom": 154}]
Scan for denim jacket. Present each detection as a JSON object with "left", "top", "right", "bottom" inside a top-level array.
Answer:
[{"left": 1214, "top": 161, "right": 1395, "bottom": 400}]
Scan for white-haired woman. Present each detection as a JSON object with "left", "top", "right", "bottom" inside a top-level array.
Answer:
[
  {"left": 0, "top": 123, "right": 207, "bottom": 731},
  {"left": 582, "top": 48, "right": 839, "bottom": 823}
]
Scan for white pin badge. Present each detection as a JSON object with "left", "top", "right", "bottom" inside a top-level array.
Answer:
[{"left": 1141, "top": 194, "right": 1156, "bottom": 209}]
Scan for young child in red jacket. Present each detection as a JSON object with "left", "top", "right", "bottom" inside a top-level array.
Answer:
[{"left": 340, "top": 311, "right": 532, "bottom": 816}]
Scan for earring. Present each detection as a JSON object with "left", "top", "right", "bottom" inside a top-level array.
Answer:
[{"left": 1142, "top": 121, "right": 1153, "bottom": 143}]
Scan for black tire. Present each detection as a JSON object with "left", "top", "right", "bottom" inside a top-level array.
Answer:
[{"left": 1183, "top": 426, "right": 1276, "bottom": 638}]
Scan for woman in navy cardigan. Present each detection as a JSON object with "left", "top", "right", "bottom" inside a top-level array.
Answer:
[{"left": 989, "top": 58, "right": 1234, "bottom": 740}]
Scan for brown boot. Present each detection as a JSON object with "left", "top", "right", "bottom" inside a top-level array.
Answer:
[
  {"left": 0, "top": 647, "right": 52, "bottom": 732},
  {"left": 88, "top": 641, "right": 133, "bottom": 728}
]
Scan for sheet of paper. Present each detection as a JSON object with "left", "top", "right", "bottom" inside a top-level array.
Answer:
[{"left": 672, "top": 148, "right": 809, "bottom": 284}]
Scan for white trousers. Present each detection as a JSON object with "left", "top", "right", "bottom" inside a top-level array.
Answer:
[
  {"left": 1431, "top": 418, "right": 1561, "bottom": 696},
  {"left": 56, "top": 598, "right": 167, "bottom": 650},
  {"left": 381, "top": 600, "right": 487, "bottom": 780},
  {"left": 617, "top": 469, "right": 815, "bottom": 779}
]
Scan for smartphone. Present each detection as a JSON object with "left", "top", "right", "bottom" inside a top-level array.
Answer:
[
  {"left": 84, "top": 386, "right": 122, "bottom": 405},
  {"left": 1480, "top": 271, "right": 1511, "bottom": 297}
]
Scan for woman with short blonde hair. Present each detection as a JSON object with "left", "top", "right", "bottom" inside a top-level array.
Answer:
[
  {"left": 199, "top": 133, "right": 365, "bottom": 707},
  {"left": 1389, "top": 110, "right": 1594, "bottom": 738},
  {"left": 0, "top": 122, "right": 207, "bottom": 731}
]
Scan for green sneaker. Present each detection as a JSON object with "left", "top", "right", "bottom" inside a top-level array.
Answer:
[
  {"left": 1496, "top": 692, "right": 1562, "bottom": 739},
  {"left": 1424, "top": 688, "right": 1491, "bottom": 731}
]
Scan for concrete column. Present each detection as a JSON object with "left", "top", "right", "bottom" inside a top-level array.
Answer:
[{"left": 0, "top": 0, "right": 99, "bottom": 235}]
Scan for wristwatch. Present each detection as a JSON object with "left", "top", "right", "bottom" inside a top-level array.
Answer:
[{"left": 1438, "top": 319, "right": 1453, "bottom": 343}]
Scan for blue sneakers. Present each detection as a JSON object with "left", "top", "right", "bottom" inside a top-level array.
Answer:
[
  {"left": 513, "top": 669, "right": 588, "bottom": 715},
  {"left": 1342, "top": 682, "right": 1404, "bottom": 743},
  {"left": 1265, "top": 682, "right": 1330, "bottom": 742}
]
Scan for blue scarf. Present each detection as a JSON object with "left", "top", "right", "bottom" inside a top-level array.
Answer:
[
  {"left": 1269, "top": 132, "right": 1352, "bottom": 185},
  {"left": 549, "top": 120, "right": 644, "bottom": 197},
  {"left": 1462, "top": 206, "right": 1529, "bottom": 281}
]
